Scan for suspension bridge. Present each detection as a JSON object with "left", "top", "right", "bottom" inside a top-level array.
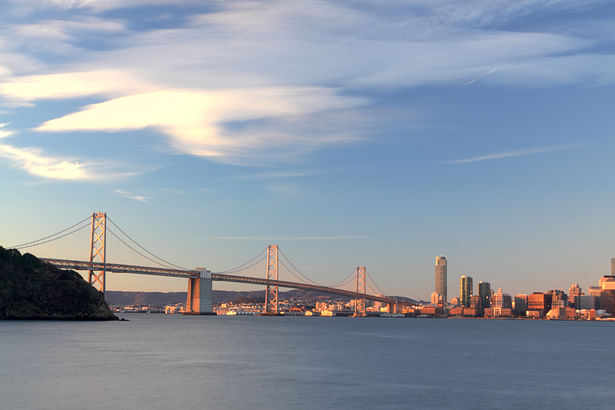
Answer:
[{"left": 8, "top": 212, "right": 417, "bottom": 316}]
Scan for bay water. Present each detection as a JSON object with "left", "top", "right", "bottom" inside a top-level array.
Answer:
[{"left": 1, "top": 315, "right": 614, "bottom": 409}]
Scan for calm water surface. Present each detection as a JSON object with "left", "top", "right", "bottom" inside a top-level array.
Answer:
[{"left": 1, "top": 315, "right": 614, "bottom": 410}]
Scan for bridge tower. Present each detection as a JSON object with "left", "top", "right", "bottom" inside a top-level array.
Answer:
[
  {"left": 88, "top": 212, "right": 107, "bottom": 294},
  {"left": 263, "top": 245, "right": 279, "bottom": 315},
  {"left": 354, "top": 266, "right": 366, "bottom": 317}
]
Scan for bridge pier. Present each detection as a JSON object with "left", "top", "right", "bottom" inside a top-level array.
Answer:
[
  {"left": 387, "top": 300, "right": 400, "bottom": 314},
  {"left": 184, "top": 269, "right": 215, "bottom": 315}
]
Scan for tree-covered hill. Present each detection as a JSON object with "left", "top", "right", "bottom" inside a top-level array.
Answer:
[{"left": 0, "top": 246, "right": 116, "bottom": 320}]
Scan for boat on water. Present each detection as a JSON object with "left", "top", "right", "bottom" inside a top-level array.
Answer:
[{"left": 380, "top": 313, "right": 405, "bottom": 318}]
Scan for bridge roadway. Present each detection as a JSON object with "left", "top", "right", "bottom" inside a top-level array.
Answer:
[{"left": 41, "top": 258, "right": 417, "bottom": 308}]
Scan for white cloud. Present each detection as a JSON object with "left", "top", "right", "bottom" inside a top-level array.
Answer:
[
  {"left": 42, "top": 0, "right": 193, "bottom": 12},
  {"left": 2, "top": 0, "right": 601, "bottom": 93},
  {"left": 15, "top": 17, "right": 124, "bottom": 40},
  {"left": 433, "top": 0, "right": 606, "bottom": 27},
  {"left": 0, "top": 70, "right": 152, "bottom": 103},
  {"left": 481, "top": 54, "right": 615, "bottom": 86},
  {"left": 35, "top": 87, "right": 365, "bottom": 160},
  {"left": 114, "top": 189, "right": 150, "bottom": 203},
  {"left": 0, "top": 143, "right": 137, "bottom": 180},
  {"left": 445, "top": 144, "right": 582, "bottom": 164},
  {"left": 0, "top": 122, "right": 13, "bottom": 139},
  {"left": 0, "top": 0, "right": 612, "bottom": 169}
]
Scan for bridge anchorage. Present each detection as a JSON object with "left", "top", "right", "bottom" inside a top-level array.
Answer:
[{"left": 12, "top": 211, "right": 416, "bottom": 315}]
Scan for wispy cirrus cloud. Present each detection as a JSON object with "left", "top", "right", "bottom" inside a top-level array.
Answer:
[
  {"left": 0, "top": 143, "right": 138, "bottom": 180},
  {"left": 34, "top": 87, "right": 365, "bottom": 162},
  {"left": 204, "top": 235, "right": 370, "bottom": 241},
  {"left": 0, "top": 0, "right": 613, "bottom": 175},
  {"left": 0, "top": 122, "right": 14, "bottom": 139},
  {"left": 113, "top": 189, "right": 150, "bottom": 203},
  {"left": 0, "top": 70, "right": 151, "bottom": 104},
  {"left": 445, "top": 143, "right": 582, "bottom": 164},
  {"left": 225, "top": 169, "right": 326, "bottom": 180},
  {"left": 2, "top": 1, "right": 612, "bottom": 92}
]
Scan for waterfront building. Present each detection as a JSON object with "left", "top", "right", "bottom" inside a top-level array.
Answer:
[
  {"left": 600, "top": 290, "right": 615, "bottom": 314},
  {"left": 463, "top": 305, "right": 479, "bottom": 317},
  {"left": 546, "top": 306, "right": 575, "bottom": 320},
  {"left": 460, "top": 275, "right": 473, "bottom": 307},
  {"left": 449, "top": 306, "right": 464, "bottom": 316},
  {"left": 528, "top": 292, "right": 552, "bottom": 317},
  {"left": 568, "top": 283, "right": 583, "bottom": 307},
  {"left": 578, "top": 295, "right": 598, "bottom": 310},
  {"left": 547, "top": 290, "right": 567, "bottom": 307},
  {"left": 493, "top": 288, "right": 512, "bottom": 309},
  {"left": 588, "top": 286, "right": 602, "bottom": 297},
  {"left": 431, "top": 292, "right": 443, "bottom": 306},
  {"left": 419, "top": 306, "right": 440, "bottom": 317},
  {"left": 599, "top": 275, "right": 615, "bottom": 290},
  {"left": 372, "top": 296, "right": 384, "bottom": 311},
  {"left": 435, "top": 256, "right": 447, "bottom": 305},
  {"left": 484, "top": 307, "right": 513, "bottom": 318},
  {"left": 478, "top": 281, "right": 491, "bottom": 310},
  {"left": 514, "top": 294, "right": 528, "bottom": 316}
]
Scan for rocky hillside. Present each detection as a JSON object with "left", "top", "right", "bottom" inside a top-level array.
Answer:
[{"left": 0, "top": 247, "right": 116, "bottom": 320}]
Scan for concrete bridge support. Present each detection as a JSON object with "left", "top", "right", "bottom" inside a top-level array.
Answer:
[{"left": 184, "top": 269, "right": 215, "bottom": 315}]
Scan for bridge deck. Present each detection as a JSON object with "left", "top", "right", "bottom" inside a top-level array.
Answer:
[{"left": 41, "top": 258, "right": 416, "bottom": 307}]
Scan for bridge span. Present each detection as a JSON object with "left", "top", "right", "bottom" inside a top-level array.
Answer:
[
  {"left": 41, "top": 258, "right": 417, "bottom": 311},
  {"left": 15, "top": 212, "right": 416, "bottom": 316}
]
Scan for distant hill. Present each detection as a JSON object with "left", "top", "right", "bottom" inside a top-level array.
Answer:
[
  {"left": 106, "top": 289, "right": 353, "bottom": 306},
  {"left": 0, "top": 247, "right": 116, "bottom": 320}
]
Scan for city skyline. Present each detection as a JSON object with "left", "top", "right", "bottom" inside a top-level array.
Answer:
[{"left": 2, "top": 2, "right": 615, "bottom": 298}]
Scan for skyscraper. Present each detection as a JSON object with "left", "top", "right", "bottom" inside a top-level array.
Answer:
[
  {"left": 611, "top": 258, "right": 615, "bottom": 275},
  {"left": 435, "top": 256, "right": 447, "bottom": 305},
  {"left": 478, "top": 281, "right": 491, "bottom": 310},
  {"left": 568, "top": 283, "right": 582, "bottom": 307},
  {"left": 514, "top": 294, "right": 528, "bottom": 316},
  {"left": 493, "top": 288, "right": 512, "bottom": 309},
  {"left": 460, "top": 275, "right": 473, "bottom": 307}
]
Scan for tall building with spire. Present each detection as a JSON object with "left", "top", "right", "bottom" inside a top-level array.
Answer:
[{"left": 435, "top": 256, "right": 447, "bottom": 305}]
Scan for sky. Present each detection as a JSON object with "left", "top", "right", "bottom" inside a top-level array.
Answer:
[{"left": 1, "top": 0, "right": 615, "bottom": 300}]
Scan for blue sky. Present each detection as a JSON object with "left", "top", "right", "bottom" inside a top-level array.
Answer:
[{"left": 1, "top": 0, "right": 615, "bottom": 299}]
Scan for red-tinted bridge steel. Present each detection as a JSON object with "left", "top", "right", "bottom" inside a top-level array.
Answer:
[{"left": 41, "top": 258, "right": 417, "bottom": 307}]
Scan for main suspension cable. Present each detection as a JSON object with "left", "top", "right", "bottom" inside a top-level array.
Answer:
[
  {"left": 107, "top": 217, "right": 186, "bottom": 270},
  {"left": 216, "top": 249, "right": 266, "bottom": 274},
  {"left": 11, "top": 220, "right": 91, "bottom": 250},
  {"left": 9, "top": 216, "right": 90, "bottom": 249},
  {"left": 279, "top": 259, "right": 316, "bottom": 284},
  {"left": 278, "top": 249, "right": 319, "bottom": 285},
  {"left": 366, "top": 273, "right": 386, "bottom": 295},
  {"left": 327, "top": 270, "right": 357, "bottom": 289},
  {"left": 107, "top": 227, "right": 187, "bottom": 270}
]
